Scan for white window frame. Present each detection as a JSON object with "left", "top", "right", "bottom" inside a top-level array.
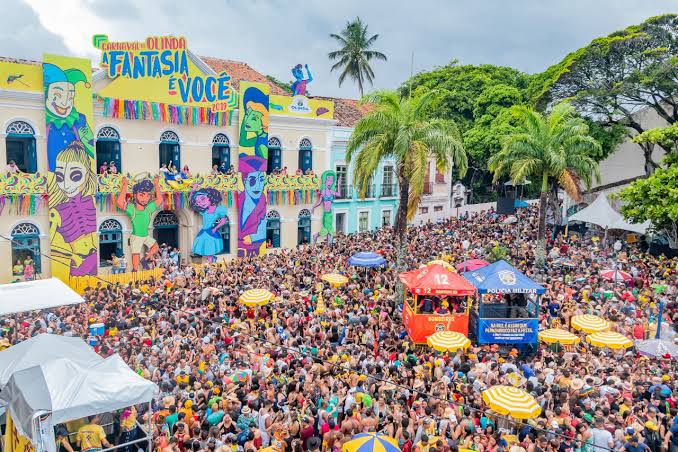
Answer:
[{"left": 357, "top": 209, "right": 371, "bottom": 233}]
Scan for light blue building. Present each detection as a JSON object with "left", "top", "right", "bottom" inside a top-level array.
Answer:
[{"left": 330, "top": 126, "right": 399, "bottom": 234}]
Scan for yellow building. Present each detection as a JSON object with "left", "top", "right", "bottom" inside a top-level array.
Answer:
[{"left": 0, "top": 48, "right": 359, "bottom": 284}]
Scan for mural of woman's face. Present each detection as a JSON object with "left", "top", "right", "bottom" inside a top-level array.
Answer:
[
  {"left": 325, "top": 175, "right": 335, "bottom": 188},
  {"left": 46, "top": 81, "right": 75, "bottom": 118},
  {"left": 55, "top": 160, "right": 87, "bottom": 197},
  {"left": 194, "top": 193, "right": 211, "bottom": 209},
  {"left": 245, "top": 171, "right": 266, "bottom": 199},
  {"left": 244, "top": 109, "right": 263, "bottom": 134}
]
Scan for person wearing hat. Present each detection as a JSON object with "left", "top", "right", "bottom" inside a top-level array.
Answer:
[{"left": 621, "top": 435, "right": 650, "bottom": 452}]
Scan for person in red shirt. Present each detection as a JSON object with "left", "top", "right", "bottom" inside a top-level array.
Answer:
[{"left": 633, "top": 321, "right": 646, "bottom": 340}]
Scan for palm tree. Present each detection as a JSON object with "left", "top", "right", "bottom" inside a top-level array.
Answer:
[
  {"left": 488, "top": 102, "right": 601, "bottom": 270},
  {"left": 347, "top": 90, "right": 467, "bottom": 253},
  {"left": 328, "top": 17, "right": 387, "bottom": 96}
]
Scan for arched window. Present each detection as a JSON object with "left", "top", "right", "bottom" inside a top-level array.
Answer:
[
  {"left": 153, "top": 210, "right": 179, "bottom": 250},
  {"left": 266, "top": 210, "right": 281, "bottom": 248},
  {"left": 96, "top": 127, "right": 121, "bottom": 174},
  {"left": 267, "top": 137, "right": 282, "bottom": 175},
  {"left": 212, "top": 133, "right": 230, "bottom": 172},
  {"left": 298, "top": 138, "right": 312, "bottom": 173},
  {"left": 11, "top": 223, "right": 41, "bottom": 276},
  {"left": 98, "top": 219, "right": 123, "bottom": 267},
  {"left": 297, "top": 209, "right": 311, "bottom": 246},
  {"left": 159, "top": 130, "right": 180, "bottom": 170},
  {"left": 6, "top": 121, "right": 37, "bottom": 173},
  {"left": 218, "top": 216, "right": 231, "bottom": 254}
]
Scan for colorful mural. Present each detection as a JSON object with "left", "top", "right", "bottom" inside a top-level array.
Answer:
[
  {"left": 291, "top": 64, "right": 313, "bottom": 96},
  {"left": 43, "top": 54, "right": 98, "bottom": 282},
  {"left": 116, "top": 175, "right": 163, "bottom": 271},
  {"left": 269, "top": 94, "right": 333, "bottom": 120},
  {"left": 189, "top": 188, "right": 228, "bottom": 262},
  {"left": 237, "top": 82, "right": 269, "bottom": 257},
  {"left": 312, "top": 170, "right": 339, "bottom": 243},
  {"left": 0, "top": 61, "right": 42, "bottom": 93}
]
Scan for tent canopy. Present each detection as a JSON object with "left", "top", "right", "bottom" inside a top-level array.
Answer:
[
  {"left": 462, "top": 260, "right": 545, "bottom": 295},
  {"left": 400, "top": 264, "right": 476, "bottom": 296},
  {"left": 348, "top": 252, "right": 386, "bottom": 268},
  {"left": 0, "top": 279, "right": 83, "bottom": 316},
  {"left": 568, "top": 194, "right": 650, "bottom": 234},
  {"left": 0, "top": 334, "right": 102, "bottom": 390},
  {"left": 0, "top": 354, "right": 158, "bottom": 438}
]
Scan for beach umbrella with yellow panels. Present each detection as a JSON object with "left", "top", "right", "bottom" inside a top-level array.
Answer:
[
  {"left": 426, "top": 331, "right": 471, "bottom": 352},
  {"left": 427, "top": 260, "right": 456, "bottom": 271},
  {"left": 321, "top": 273, "right": 349, "bottom": 287},
  {"left": 586, "top": 331, "right": 633, "bottom": 349},
  {"left": 481, "top": 385, "right": 542, "bottom": 419},
  {"left": 570, "top": 314, "right": 610, "bottom": 333},
  {"left": 238, "top": 289, "right": 274, "bottom": 307},
  {"left": 538, "top": 328, "right": 580, "bottom": 345}
]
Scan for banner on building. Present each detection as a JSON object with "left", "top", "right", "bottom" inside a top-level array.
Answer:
[
  {"left": 43, "top": 54, "right": 98, "bottom": 284},
  {"left": 237, "top": 82, "right": 269, "bottom": 257},
  {"left": 4, "top": 411, "right": 36, "bottom": 452},
  {"left": 0, "top": 61, "right": 43, "bottom": 93},
  {"left": 478, "top": 318, "right": 538, "bottom": 344},
  {"left": 270, "top": 94, "right": 333, "bottom": 120}
]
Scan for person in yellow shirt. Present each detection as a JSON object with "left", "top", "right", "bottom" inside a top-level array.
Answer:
[{"left": 76, "top": 415, "right": 111, "bottom": 452}]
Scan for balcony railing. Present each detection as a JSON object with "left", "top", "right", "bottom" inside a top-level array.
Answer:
[
  {"left": 380, "top": 183, "right": 397, "bottom": 198},
  {"left": 359, "top": 184, "right": 376, "bottom": 199},
  {"left": 336, "top": 185, "right": 352, "bottom": 200},
  {"left": 423, "top": 181, "right": 433, "bottom": 195}
]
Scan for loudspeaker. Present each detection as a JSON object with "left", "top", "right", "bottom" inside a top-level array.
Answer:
[{"left": 496, "top": 196, "right": 516, "bottom": 215}]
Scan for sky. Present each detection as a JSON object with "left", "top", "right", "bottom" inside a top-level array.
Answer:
[{"left": 0, "top": 0, "right": 675, "bottom": 99}]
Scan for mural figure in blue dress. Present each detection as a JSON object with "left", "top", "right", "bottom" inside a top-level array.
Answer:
[{"left": 189, "top": 188, "right": 228, "bottom": 262}]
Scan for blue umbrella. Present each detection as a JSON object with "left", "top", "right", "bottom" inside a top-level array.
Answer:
[
  {"left": 343, "top": 433, "right": 400, "bottom": 452},
  {"left": 348, "top": 251, "right": 386, "bottom": 268}
]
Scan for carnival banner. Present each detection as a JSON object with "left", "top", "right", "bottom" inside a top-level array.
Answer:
[
  {"left": 403, "top": 302, "right": 469, "bottom": 344},
  {"left": 0, "top": 61, "right": 42, "bottom": 93},
  {"left": 43, "top": 54, "right": 98, "bottom": 284},
  {"left": 270, "top": 94, "right": 333, "bottom": 120},
  {"left": 4, "top": 411, "right": 35, "bottom": 452},
  {"left": 477, "top": 318, "right": 539, "bottom": 344},
  {"left": 237, "top": 82, "right": 269, "bottom": 257}
]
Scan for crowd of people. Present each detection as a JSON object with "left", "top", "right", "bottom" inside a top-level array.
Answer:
[{"left": 3, "top": 206, "right": 678, "bottom": 452}]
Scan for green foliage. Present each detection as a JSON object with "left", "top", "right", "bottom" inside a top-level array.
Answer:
[
  {"left": 633, "top": 122, "right": 678, "bottom": 154},
  {"left": 487, "top": 244, "right": 510, "bottom": 263},
  {"left": 265, "top": 75, "right": 293, "bottom": 94},
  {"left": 619, "top": 165, "right": 678, "bottom": 248},
  {"left": 328, "top": 17, "right": 387, "bottom": 96},
  {"left": 346, "top": 90, "right": 467, "bottom": 235}
]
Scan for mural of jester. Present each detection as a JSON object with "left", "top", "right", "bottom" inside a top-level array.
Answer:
[
  {"left": 43, "top": 63, "right": 94, "bottom": 171},
  {"left": 291, "top": 64, "right": 312, "bottom": 96},
  {"left": 47, "top": 141, "right": 98, "bottom": 276},
  {"left": 312, "top": 170, "right": 339, "bottom": 244}
]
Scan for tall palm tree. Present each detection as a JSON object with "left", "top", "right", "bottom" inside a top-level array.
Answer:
[
  {"left": 347, "top": 90, "right": 467, "bottom": 253},
  {"left": 488, "top": 102, "right": 601, "bottom": 270},
  {"left": 328, "top": 17, "right": 387, "bottom": 96}
]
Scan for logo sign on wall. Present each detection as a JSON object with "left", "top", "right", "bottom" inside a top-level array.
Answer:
[{"left": 97, "top": 35, "right": 233, "bottom": 112}]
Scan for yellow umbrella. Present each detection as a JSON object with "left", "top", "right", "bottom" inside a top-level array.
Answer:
[
  {"left": 428, "top": 260, "right": 456, "bottom": 272},
  {"left": 239, "top": 289, "right": 274, "bottom": 307},
  {"left": 316, "top": 294, "right": 326, "bottom": 314},
  {"left": 321, "top": 273, "right": 349, "bottom": 287},
  {"left": 343, "top": 433, "right": 400, "bottom": 452},
  {"left": 586, "top": 331, "right": 633, "bottom": 349},
  {"left": 570, "top": 314, "right": 610, "bottom": 333},
  {"left": 426, "top": 331, "right": 471, "bottom": 352},
  {"left": 481, "top": 385, "right": 542, "bottom": 419},
  {"left": 538, "top": 328, "right": 580, "bottom": 345}
]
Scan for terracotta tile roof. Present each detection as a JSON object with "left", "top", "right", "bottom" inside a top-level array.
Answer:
[
  {"left": 0, "top": 56, "right": 42, "bottom": 66},
  {"left": 316, "top": 96, "right": 371, "bottom": 127},
  {"left": 200, "top": 56, "right": 288, "bottom": 95}
]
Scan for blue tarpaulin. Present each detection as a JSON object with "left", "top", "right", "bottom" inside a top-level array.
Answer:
[
  {"left": 348, "top": 251, "right": 386, "bottom": 268},
  {"left": 514, "top": 199, "right": 529, "bottom": 208},
  {"left": 462, "top": 260, "right": 545, "bottom": 294}
]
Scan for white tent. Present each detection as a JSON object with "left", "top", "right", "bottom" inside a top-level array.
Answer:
[
  {"left": 0, "top": 354, "right": 158, "bottom": 444},
  {"left": 568, "top": 194, "right": 650, "bottom": 234},
  {"left": 0, "top": 278, "right": 83, "bottom": 316}
]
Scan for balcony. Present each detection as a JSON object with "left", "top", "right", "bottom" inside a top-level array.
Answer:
[
  {"left": 359, "top": 184, "right": 376, "bottom": 199},
  {"left": 336, "top": 185, "right": 352, "bottom": 200},
  {"left": 380, "top": 183, "right": 397, "bottom": 198},
  {"left": 423, "top": 181, "right": 433, "bottom": 195}
]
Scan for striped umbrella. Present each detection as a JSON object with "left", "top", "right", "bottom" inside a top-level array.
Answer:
[
  {"left": 600, "top": 269, "right": 632, "bottom": 283},
  {"left": 426, "top": 331, "right": 471, "bottom": 352},
  {"left": 321, "top": 273, "right": 349, "bottom": 286},
  {"left": 586, "top": 331, "right": 633, "bottom": 349},
  {"left": 538, "top": 328, "right": 580, "bottom": 345},
  {"left": 428, "top": 260, "right": 456, "bottom": 271},
  {"left": 570, "top": 314, "right": 610, "bottom": 333},
  {"left": 343, "top": 433, "right": 400, "bottom": 452},
  {"left": 481, "top": 385, "right": 542, "bottom": 419},
  {"left": 238, "top": 289, "right": 274, "bottom": 307}
]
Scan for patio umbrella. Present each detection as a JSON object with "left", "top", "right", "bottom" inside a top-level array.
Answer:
[
  {"left": 586, "top": 331, "right": 633, "bottom": 349},
  {"left": 636, "top": 339, "right": 678, "bottom": 359},
  {"left": 600, "top": 269, "right": 632, "bottom": 283},
  {"left": 481, "top": 385, "right": 542, "bottom": 419},
  {"left": 315, "top": 294, "right": 326, "bottom": 315},
  {"left": 570, "top": 315, "right": 610, "bottom": 333},
  {"left": 426, "top": 331, "right": 471, "bottom": 352},
  {"left": 348, "top": 252, "right": 386, "bottom": 268},
  {"left": 343, "top": 433, "right": 400, "bottom": 452},
  {"left": 427, "top": 260, "right": 456, "bottom": 271},
  {"left": 538, "top": 328, "right": 580, "bottom": 345},
  {"left": 238, "top": 289, "right": 274, "bottom": 307},
  {"left": 321, "top": 273, "right": 349, "bottom": 286},
  {"left": 456, "top": 259, "right": 490, "bottom": 272}
]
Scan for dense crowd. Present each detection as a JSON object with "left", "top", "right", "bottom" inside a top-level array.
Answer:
[{"left": 4, "top": 206, "right": 678, "bottom": 452}]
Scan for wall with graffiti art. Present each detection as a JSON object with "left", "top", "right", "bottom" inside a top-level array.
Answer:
[
  {"left": 43, "top": 54, "right": 99, "bottom": 283},
  {"left": 312, "top": 170, "right": 339, "bottom": 243}
]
